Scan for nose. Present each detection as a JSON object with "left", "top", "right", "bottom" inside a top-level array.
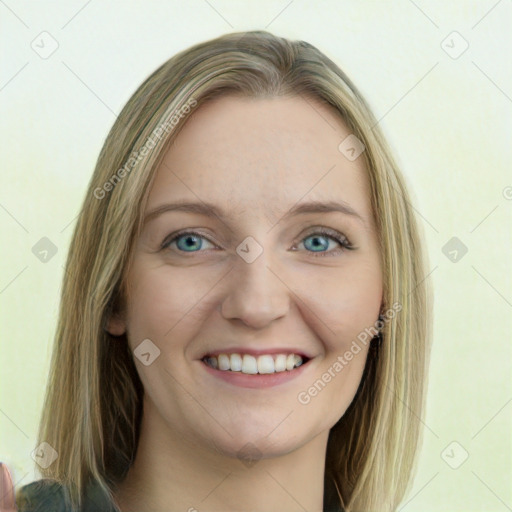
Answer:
[{"left": 220, "top": 248, "right": 290, "bottom": 329}]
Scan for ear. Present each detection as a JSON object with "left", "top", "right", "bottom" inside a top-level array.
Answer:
[{"left": 105, "top": 311, "right": 127, "bottom": 336}]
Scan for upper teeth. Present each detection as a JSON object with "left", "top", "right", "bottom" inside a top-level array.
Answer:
[{"left": 204, "top": 353, "right": 304, "bottom": 374}]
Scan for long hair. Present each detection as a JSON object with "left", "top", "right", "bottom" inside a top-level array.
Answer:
[{"left": 19, "top": 30, "right": 432, "bottom": 512}]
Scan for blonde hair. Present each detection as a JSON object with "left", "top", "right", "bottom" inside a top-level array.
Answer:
[{"left": 19, "top": 30, "right": 432, "bottom": 512}]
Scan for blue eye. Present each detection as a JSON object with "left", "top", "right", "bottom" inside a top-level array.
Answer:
[
  {"left": 298, "top": 229, "right": 354, "bottom": 256},
  {"left": 162, "top": 228, "right": 354, "bottom": 257},
  {"left": 164, "top": 231, "right": 215, "bottom": 253},
  {"left": 301, "top": 230, "right": 353, "bottom": 256}
]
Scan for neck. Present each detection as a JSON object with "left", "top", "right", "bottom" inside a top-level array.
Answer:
[{"left": 113, "top": 399, "right": 329, "bottom": 512}]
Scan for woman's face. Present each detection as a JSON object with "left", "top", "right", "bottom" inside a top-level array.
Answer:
[{"left": 108, "top": 95, "right": 383, "bottom": 460}]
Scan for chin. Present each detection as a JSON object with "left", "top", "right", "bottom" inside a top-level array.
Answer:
[
  {"left": 202, "top": 420, "right": 309, "bottom": 461},
  {"left": 215, "top": 436, "right": 301, "bottom": 463}
]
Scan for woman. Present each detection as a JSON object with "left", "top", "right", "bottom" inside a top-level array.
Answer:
[{"left": 6, "top": 30, "right": 432, "bottom": 511}]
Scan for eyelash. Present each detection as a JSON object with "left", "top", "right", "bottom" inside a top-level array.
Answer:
[{"left": 161, "top": 227, "right": 355, "bottom": 258}]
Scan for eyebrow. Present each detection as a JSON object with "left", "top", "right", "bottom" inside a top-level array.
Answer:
[{"left": 143, "top": 199, "right": 366, "bottom": 226}]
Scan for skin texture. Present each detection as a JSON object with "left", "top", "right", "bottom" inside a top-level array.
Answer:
[{"left": 108, "top": 95, "right": 383, "bottom": 512}]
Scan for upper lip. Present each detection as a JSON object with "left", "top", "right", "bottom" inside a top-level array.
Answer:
[{"left": 200, "top": 346, "right": 313, "bottom": 360}]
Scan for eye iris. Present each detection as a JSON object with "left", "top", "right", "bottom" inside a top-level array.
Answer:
[
  {"left": 304, "top": 235, "right": 329, "bottom": 252},
  {"left": 177, "top": 234, "right": 202, "bottom": 251}
]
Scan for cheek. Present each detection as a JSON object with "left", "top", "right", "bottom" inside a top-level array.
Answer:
[
  {"left": 307, "top": 260, "right": 381, "bottom": 414},
  {"left": 294, "top": 265, "right": 380, "bottom": 421},
  {"left": 337, "top": 273, "right": 382, "bottom": 344},
  {"left": 125, "top": 262, "right": 192, "bottom": 339},
  {"left": 295, "top": 257, "right": 382, "bottom": 350},
  {"left": 124, "top": 259, "right": 223, "bottom": 347}
]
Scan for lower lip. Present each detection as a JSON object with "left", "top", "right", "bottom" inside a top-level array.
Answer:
[{"left": 199, "top": 359, "right": 312, "bottom": 388}]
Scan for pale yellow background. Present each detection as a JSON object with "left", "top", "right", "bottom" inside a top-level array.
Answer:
[{"left": 1, "top": 1, "right": 511, "bottom": 510}]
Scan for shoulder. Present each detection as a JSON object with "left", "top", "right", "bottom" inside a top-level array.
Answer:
[
  {"left": 16, "top": 478, "right": 120, "bottom": 512},
  {"left": 16, "top": 479, "right": 70, "bottom": 511}
]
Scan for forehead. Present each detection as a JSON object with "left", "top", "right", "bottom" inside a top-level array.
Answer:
[{"left": 147, "top": 95, "right": 372, "bottom": 223}]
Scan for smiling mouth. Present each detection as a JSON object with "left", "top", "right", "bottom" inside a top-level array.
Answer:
[{"left": 201, "top": 353, "right": 310, "bottom": 375}]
